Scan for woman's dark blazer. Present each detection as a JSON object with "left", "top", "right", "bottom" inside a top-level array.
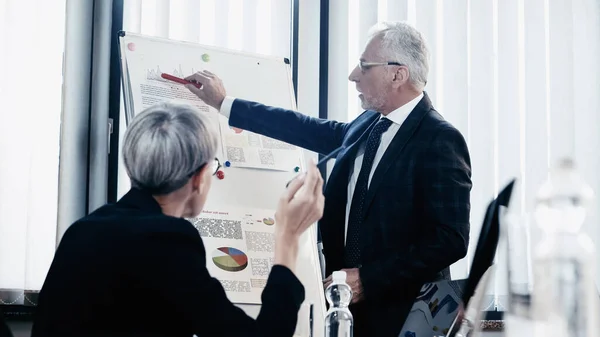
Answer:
[{"left": 31, "top": 188, "right": 304, "bottom": 337}]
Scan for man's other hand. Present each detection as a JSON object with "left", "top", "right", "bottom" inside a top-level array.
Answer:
[
  {"left": 184, "top": 70, "right": 226, "bottom": 110},
  {"left": 322, "top": 268, "right": 364, "bottom": 304}
]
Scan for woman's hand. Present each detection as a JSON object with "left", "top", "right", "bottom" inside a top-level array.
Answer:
[
  {"left": 276, "top": 160, "right": 324, "bottom": 238},
  {"left": 272, "top": 160, "right": 324, "bottom": 271}
]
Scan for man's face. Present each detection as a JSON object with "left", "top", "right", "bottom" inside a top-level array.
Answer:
[{"left": 348, "top": 36, "right": 392, "bottom": 112}]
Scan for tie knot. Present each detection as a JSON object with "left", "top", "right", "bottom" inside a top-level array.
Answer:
[
  {"left": 378, "top": 117, "right": 392, "bottom": 126},
  {"left": 373, "top": 117, "right": 393, "bottom": 134}
]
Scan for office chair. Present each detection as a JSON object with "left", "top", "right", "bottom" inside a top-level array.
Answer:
[
  {"left": 399, "top": 179, "right": 516, "bottom": 337},
  {"left": 445, "top": 179, "right": 516, "bottom": 337}
]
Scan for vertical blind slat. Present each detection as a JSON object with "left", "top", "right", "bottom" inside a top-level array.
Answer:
[
  {"left": 26, "top": 0, "right": 65, "bottom": 290},
  {"left": 497, "top": 0, "right": 522, "bottom": 214},
  {"left": 167, "top": 0, "right": 183, "bottom": 40},
  {"left": 0, "top": 0, "right": 33, "bottom": 289},
  {"left": 382, "top": 0, "right": 409, "bottom": 22},
  {"left": 214, "top": 0, "right": 229, "bottom": 48},
  {"left": 415, "top": 0, "right": 440, "bottom": 107},
  {"left": 255, "top": 0, "right": 272, "bottom": 55},
  {"left": 327, "top": 0, "right": 351, "bottom": 123},
  {"left": 523, "top": 0, "right": 550, "bottom": 254},
  {"left": 227, "top": 0, "right": 244, "bottom": 50},
  {"left": 198, "top": 0, "right": 216, "bottom": 46},
  {"left": 185, "top": 0, "right": 202, "bottom": 42},
  {"left": 495, "top": 0, "right": 523, "bottom": 301},
  {"left": 441, "top": 0, "right": 468, "bottom": 138},
  {"left": 572, "top": 0, "right": 600, "bottom": 281},
  {"left": 242, "top": 0, "right": 258, "bottom": 53},
  {"left": 140, "top": 0, "right": 157, "bottom": 37},
  {"left": 442, "top": 0, "right": 470, "bottom": 277},
  {"left": 547, "top": 0, "right": 575, "bottom": 163},
  {"left": 270, "top": 0, "right": 291, "bottom": 58},
  {"left": 167, "top": 0, "right": 201, "bottom": 42},
  {"left": 155, "top": 0, "right": 170, "bottom": 38},
  {"left": 123, "top": 0, "right": 142, "bottom": 33},
  {"left": 358, "top": 0, "right": 378, "bottom": 51},
  {"left": 346, "top": 0, "right": 360, "bottom": 120},
  {"left": 465, "top": 0, "right": 495, "bottom": 278}
]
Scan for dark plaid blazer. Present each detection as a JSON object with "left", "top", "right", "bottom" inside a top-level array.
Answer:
[{"left": 229, "top": 92, "right": 472, "bottom": 337}]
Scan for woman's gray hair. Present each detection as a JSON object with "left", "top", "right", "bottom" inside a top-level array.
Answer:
[
  {"left": 368, "top": 21, "right": 430, "bottom": 90},
  {"left": 122, "top": 101, "right": 219, "bottom": 195}
]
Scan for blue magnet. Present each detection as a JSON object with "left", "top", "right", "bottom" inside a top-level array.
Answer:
[{"left": 225, "top": 161, "right": 231, "bottom": 167}]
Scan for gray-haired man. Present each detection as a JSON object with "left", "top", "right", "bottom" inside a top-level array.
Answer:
[{"left": 187, "top": 22, "right": 472, "bottom": 336}]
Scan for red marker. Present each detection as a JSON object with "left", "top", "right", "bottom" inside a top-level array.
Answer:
[{"left": 160, "top": 73, "right": 202, "bottom": 88}]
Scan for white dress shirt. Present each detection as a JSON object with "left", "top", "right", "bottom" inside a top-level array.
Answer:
[{"left": 218, "top": 93, "right": 424, "bottom": 244}]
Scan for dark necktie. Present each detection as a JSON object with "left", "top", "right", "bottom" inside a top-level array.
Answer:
[{"left": 344, "top": 117, "right": 393, "bottom": 267}]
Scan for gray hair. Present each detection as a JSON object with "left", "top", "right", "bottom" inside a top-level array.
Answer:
[
  {"left": 122, "top": 101, "right": 219, "bottom": 195},
  {"left": 368, "top": 21, "right": 430, "bottom": 90}
]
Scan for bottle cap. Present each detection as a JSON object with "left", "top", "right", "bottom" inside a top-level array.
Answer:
[{"left": 332, "top": 271, "right": 346, "bottom": 283}]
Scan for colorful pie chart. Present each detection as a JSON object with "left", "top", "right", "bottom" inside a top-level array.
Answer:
[
  {"left": 212, "top": 247, "right": 248, "bottom": 272},
  {"left": 263, "top": 217, "right": 275, "bottom": 225}
]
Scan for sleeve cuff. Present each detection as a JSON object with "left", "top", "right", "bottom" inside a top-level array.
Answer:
[
  {"left": 263, "top": 265, "right": 305, "bottom": 307},
  {"left": 219, "top": 96, "right": 236, "bottom": 118}
]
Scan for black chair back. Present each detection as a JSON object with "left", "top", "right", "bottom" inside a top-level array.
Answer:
[{"left": 462, "top": 179, "right": 515, "bottom": 307}]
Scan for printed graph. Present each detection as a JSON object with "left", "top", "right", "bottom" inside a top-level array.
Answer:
[
  {"left": 146, "top": 65, "right": 197, "bottom": 83},
  {"left": 212, "top": 247, "right": 248, "bottom": 272}
]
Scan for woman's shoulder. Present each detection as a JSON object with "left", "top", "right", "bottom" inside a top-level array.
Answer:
[
  {"left": 138, "top": 214, "right": 201, "bottom": 239},
  {"left": 74, "top": 203, "right": 201, "bottom": 242}
]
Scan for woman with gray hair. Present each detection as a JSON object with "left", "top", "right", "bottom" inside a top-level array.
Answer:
[{"left": 31, "top": 101, "right": 325, "bottom": 337}]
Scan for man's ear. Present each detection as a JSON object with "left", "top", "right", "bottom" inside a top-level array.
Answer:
[{"left": 391, "top": 66, "right": 410, "bottom": 88}]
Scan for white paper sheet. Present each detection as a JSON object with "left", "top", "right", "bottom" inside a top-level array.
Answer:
[
  {"left": 141, "top": 64, "right": 220, "bottom": 127},
  {"left": 187, "top": 207, "right": 278, "bottom": 304},
  {"left": 219, "top": 120, "right": 303, "bottom": 172},
  {"left": 124, "top": 39, "right": 222, "bottom": 137},
  {"left": 124, "top": 38, "right": 302, "bottom": 173}
]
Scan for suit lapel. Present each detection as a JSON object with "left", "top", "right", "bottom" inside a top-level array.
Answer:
[
  {"left": 327, "top": 114, "right": 380, "bottom": 190},
  {"left": 362, "top": 94, "right": 432, "bottom": 217},
  {"left": 322, "top": 115, "right": 379, "bottom": 261}
]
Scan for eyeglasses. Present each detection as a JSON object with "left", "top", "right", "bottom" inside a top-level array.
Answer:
[
  {"left": 188, "top": 157, "right": 221, "bottom": 177},
  {"left": 208, "top": 157, "right": 221, "bottom": 176},
  {"left": 358, "top": 60, "right": 404, "bottom": 72}
]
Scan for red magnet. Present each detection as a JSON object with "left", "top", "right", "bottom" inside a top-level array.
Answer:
[{"left": 216, "top": 170, "right": 225, "bottom": 180}]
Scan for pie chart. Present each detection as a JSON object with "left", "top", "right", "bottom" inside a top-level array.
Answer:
[
  {"left": 263, "top": 217, "right": 275, "bottom": 225},
  {"left": 212, "top": 247, "right": 248, "bottom": 272}
]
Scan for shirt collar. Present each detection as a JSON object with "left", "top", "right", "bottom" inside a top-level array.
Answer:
[{"left": 381, "top": 92, "right": 424, "bottom": 125}]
